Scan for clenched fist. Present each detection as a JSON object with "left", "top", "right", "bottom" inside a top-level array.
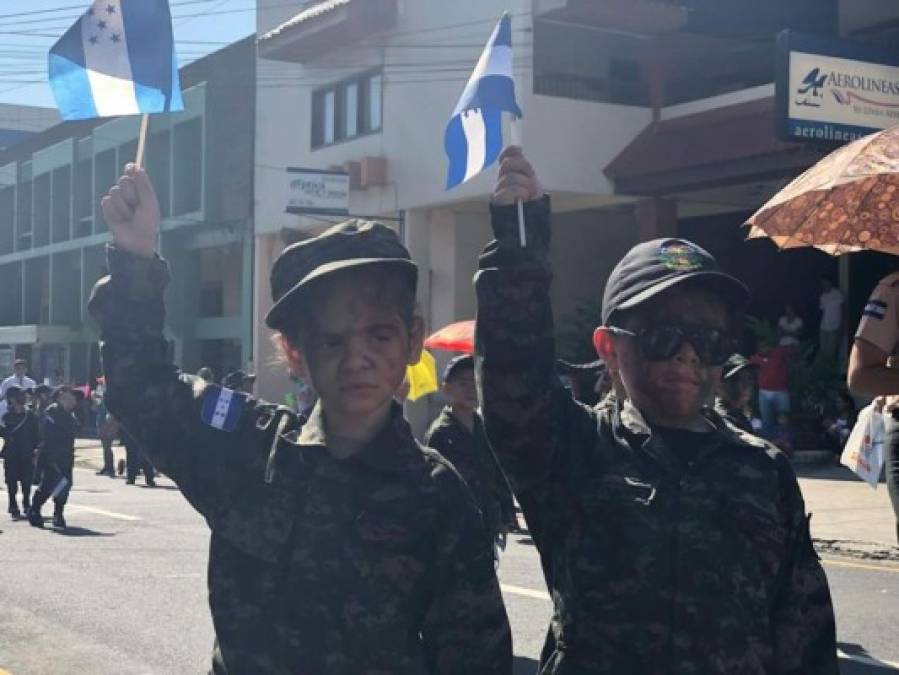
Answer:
[
  {"left": 101, "top": 163, "right": 160, "bottom": 259},
  {"left": 491, "top": 146, "right": 543, "bottom": 206}
]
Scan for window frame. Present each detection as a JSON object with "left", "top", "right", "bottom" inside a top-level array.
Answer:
[{"left": 311, "top": 68, "right": 383, "bottom": 150}]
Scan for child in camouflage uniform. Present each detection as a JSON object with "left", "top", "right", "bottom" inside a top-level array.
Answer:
[
  {"left": 476, "top": 147, "right": 837, "bottom": 674},
  {"left": 89, "top": 164, "right": 511, "bottom": 674}
]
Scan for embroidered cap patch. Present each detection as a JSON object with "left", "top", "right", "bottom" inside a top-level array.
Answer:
[
  {"left": 200, "top": 384, "right": 247, "bottom": 432},
  {"left": 657, "top": 241, "right": 705, "bottom": 272}
]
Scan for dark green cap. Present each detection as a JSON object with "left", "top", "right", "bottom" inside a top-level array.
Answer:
[{"left": 266, "top": 220, "right": 417, "bottom": 331}]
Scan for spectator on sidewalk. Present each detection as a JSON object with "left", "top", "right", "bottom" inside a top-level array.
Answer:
[
  {"left": 1, "top": 386, "right": 39, "bottom": 518},
  {"left": 1, "top": 359, "right": 37, "bottom": 399},
  {"left": 777, "top": 303, "right": 804, "bottom": 347},
  {"left": 751, "top": 339, "right": 794, "bottom": 438},
  {"left": 818, "top": 277, "right": 844, "bottom": 363},
  {"left": 848, "top": 271, "right": 899, "bottom": 545}
]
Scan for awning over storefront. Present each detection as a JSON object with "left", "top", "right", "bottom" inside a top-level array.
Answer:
[
  {"left": 258, "top": 0, "right": 398, "bottom": 63},
  {"left": 605, "top": 98, "right": 825, "bottom": 196},
  {"left": 0, "top": 325, "right": 81, "bottom": 345}
]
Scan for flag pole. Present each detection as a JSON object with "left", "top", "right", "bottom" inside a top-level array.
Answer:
[
  {"left": 510, "top": 114, "right": 526, "bottom": 248},
  {"left": 135, "top": 114, "right": 150, "bottom": 169}
]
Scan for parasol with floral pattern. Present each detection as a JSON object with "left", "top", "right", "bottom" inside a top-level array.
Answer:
[{"left": 745, "top": 125, "right": 899, "bottom": 255}]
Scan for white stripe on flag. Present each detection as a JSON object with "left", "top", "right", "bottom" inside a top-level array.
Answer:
[
  {"left": 80, "top": 0, "right": 139, "bottom": 117},
  {"left": 211, "top": 388, "right": 233, "bottom": 430},
  {"left": 454, "top": 45, "right": 513, "bottom": 116},
  {"left": 461, "top": 109, "right": 487, "bottom": 183}
]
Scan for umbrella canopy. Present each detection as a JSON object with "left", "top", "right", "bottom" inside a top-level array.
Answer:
[
  {"left": 424, "top": 320, "right": 474, "bottom": 354},
  {"left": 745, "top": 125, "right": 899, "bottom": 256}
]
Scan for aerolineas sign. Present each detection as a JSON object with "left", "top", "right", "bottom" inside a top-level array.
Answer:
[{"left": 776, "top": 31, "right": 899, "bottom": 144}]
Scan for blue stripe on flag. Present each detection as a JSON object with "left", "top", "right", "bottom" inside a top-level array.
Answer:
[
  {"left": 48, "top": 23, "right": 98, "bottom": 120},
  {"left": 464, "top": 74, "right": 522, "bottom": 118},
  {"left": 121, "top": 0, "right": 183, "bottom": 113},
  {"left": 444, "top": 115, "right": 469, "bottom": 189},
  {"left": 224, "top": 393, "right": 245, "bottom": 431},
  {"left": 494, "top": 14, "right": 512, "bottom": 48}
]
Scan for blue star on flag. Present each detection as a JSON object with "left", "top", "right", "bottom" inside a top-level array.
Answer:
[
  {"left": 97, "top": 19, "right": 107, "bottom": 30},
  {"left": 111, "top": 33, "right": 121, "bottom": 43},
  {"left": 89, "top": 35, "right": 99, "bottom": 45},
  {"left": 106, "top": 4, "right": 117, "bottom": 13}
]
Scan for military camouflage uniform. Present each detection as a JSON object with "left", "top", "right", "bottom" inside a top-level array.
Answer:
[
  {"left": 424, "top": 408, "right": 514, "bottom": 537},
  {"left": 89, "top": 246, "right": 512, "bottom": 675},
  {"left": 475, "top": 197, "right": 837, "bottom": 674},
  {"left": 713, "top": 398, "right": 754, "bottom": 434}
]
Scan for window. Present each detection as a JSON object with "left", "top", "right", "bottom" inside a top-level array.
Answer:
[
  {"left": 312, "top": 70, "right": 382, "bottom": 148},
  {"left": 173, "top": 118, "right": 202, "bottom": 216},
  {"left": 0, "top": 187, "right": 14, "bottom": 255}
]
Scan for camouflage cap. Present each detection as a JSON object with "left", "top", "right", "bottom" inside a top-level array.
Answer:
[
  {"left": 266, "top": 220, "right": 418, "bottom": 331},
  {"left": 602, "top": 238, "right": 749, "bottom": 325},
  {"left": 722, "top": 353, "right": 758, "bottom": 380}
]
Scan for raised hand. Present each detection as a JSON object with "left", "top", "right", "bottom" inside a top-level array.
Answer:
[
  {"left": 492, "top": 146, "right": 543, "bottom": 206},
  {"left": 101, "top": 163, "right": 160, "bottom": 259}
]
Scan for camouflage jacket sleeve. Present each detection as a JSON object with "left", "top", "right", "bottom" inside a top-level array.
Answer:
[
  {"left": 88, "top": 246, "right": 285, "bottom": 519},
  {"left": 474, "top": 196, "right": 581, "bottom": 493},
  {"left": 421, "top": 455, "right": 512, "bottom": 674},
  {"left": 770, "top": 455, "right": 838, "bottom": 674}
]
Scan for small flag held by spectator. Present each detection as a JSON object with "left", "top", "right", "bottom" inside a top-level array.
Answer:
[
  {"left": 444, "top": 12, "right": 522, "bottom": 189},
  {"left": 49, "top": 0, "right": 184, "bottom": 120}
]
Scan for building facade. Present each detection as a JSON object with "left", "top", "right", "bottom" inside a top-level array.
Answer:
[
  {"left": 254, "top": 0, "right": 899, "bottom": 427},
  {"left": 0, "top": 37, "right": 256, "bottom": 386}
]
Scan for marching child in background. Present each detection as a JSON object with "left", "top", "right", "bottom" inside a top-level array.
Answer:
[
  {"left": 425, "top": 355, "right": 516, "bottom": 548},
  {"left": 1, "top": 386, "right": 39, "bottom": 519},
  {"left": 28, "top": 386, "right": 81, "bottom": 529}
]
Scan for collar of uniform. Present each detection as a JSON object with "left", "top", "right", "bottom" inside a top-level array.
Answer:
[
  {"left": 616, "top": 399, "right": 764, "bottom": 455},
  {"left": 296, "top": 400, "right": 423, "bottom": 472}
]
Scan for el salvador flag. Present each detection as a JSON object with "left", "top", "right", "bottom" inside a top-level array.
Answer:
[
  {"left": 48, "top": 0, "right": 184, "bottom": 120},
  {"left": 445, "top": 13, "right": 522, "bottom": 189}
]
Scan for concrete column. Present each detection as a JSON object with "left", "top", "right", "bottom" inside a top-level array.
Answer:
[
  {"left": 402, "top": 208, "right": 433, "bottom": 438},
  {"left": 254, "top": 232, "right": 289, "bottom": 404},
  {"left": 240, "top": 226, "right": 254, "bottom": 369},
  {"left": 635, "top": 197, "right": 677, "bottom": 242}
]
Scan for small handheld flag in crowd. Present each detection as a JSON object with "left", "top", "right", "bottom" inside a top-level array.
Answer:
[
  {"left": 444, "top": 12, "right": 527, "bottom": 246},
  {"left": 445, "top": 12, "right": 521, "bottom": 189},
  {"left": 48, "top": 0, "right": 184, "bottom": 121}
]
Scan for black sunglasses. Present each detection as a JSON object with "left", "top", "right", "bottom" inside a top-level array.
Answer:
[{"left": 607, "top": 324, "right": 734, "bottom": 366}]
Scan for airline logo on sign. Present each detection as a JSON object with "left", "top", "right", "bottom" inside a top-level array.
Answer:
[{"left": 777, "top": 32, "right": 899, "bottom": 144}]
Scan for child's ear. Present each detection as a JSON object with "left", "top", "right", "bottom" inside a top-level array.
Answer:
[
  {"left": 593, "top": 327, "right": 616, "bottom": 362},
  {"left": 407, "top": 316, "right": 425, "bottom": 365}
]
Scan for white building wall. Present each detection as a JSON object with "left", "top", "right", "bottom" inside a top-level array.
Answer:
[{"left": 253, "top": 0, "right": 653, "bottom": 410}]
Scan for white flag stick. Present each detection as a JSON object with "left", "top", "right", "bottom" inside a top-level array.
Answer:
[
  {"left": 510, "top": 118, "right": 526, "bottom": 248},
  {"left": 135, "top": 114, "right": 150, "bottom": 168}
]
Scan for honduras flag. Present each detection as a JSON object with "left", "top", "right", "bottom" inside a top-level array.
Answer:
[
  {"left": 445, "top": 13, "right": 522, "bottom": 189},
  {"left": 49, "top": 0, "right": 184, "bottom": 120}
]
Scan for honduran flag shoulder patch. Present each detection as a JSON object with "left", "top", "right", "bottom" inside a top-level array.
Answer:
[
  {"left": 200, "top": 384, "right": 247, "bottom": 433},
  {"left": 863, "top": 299, "right": 887, "bottom": 320}
]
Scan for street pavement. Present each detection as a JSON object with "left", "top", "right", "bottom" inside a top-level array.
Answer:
[{"left": 0, "top": 442, "right": 896, "bottom": 674}]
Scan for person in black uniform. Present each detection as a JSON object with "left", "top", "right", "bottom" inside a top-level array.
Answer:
[
  {"left": 714, "top": 354, "right": 759, "bottom": 433},
  {"left": 123, "top": 427, "right": 156, "bottom": 487},
  {"left": 28, "top": 386, "right": 81, "bottom": 529},
  {"left": 424, "top": 355, "right": 516, "bottom": 544},
  {"left": 1, "top": 386, "right": 39, "bottom": 518}
]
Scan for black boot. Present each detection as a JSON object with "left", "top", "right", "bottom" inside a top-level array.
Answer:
[
  {"left": 52, "top": 504, "right": 67, "bottom": 530},
  {"left": 27, "top": 506, "right": 44, "bottom": 528},
  {"left": 7, "top": 496, "right": 20, "bottom": 518}
]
